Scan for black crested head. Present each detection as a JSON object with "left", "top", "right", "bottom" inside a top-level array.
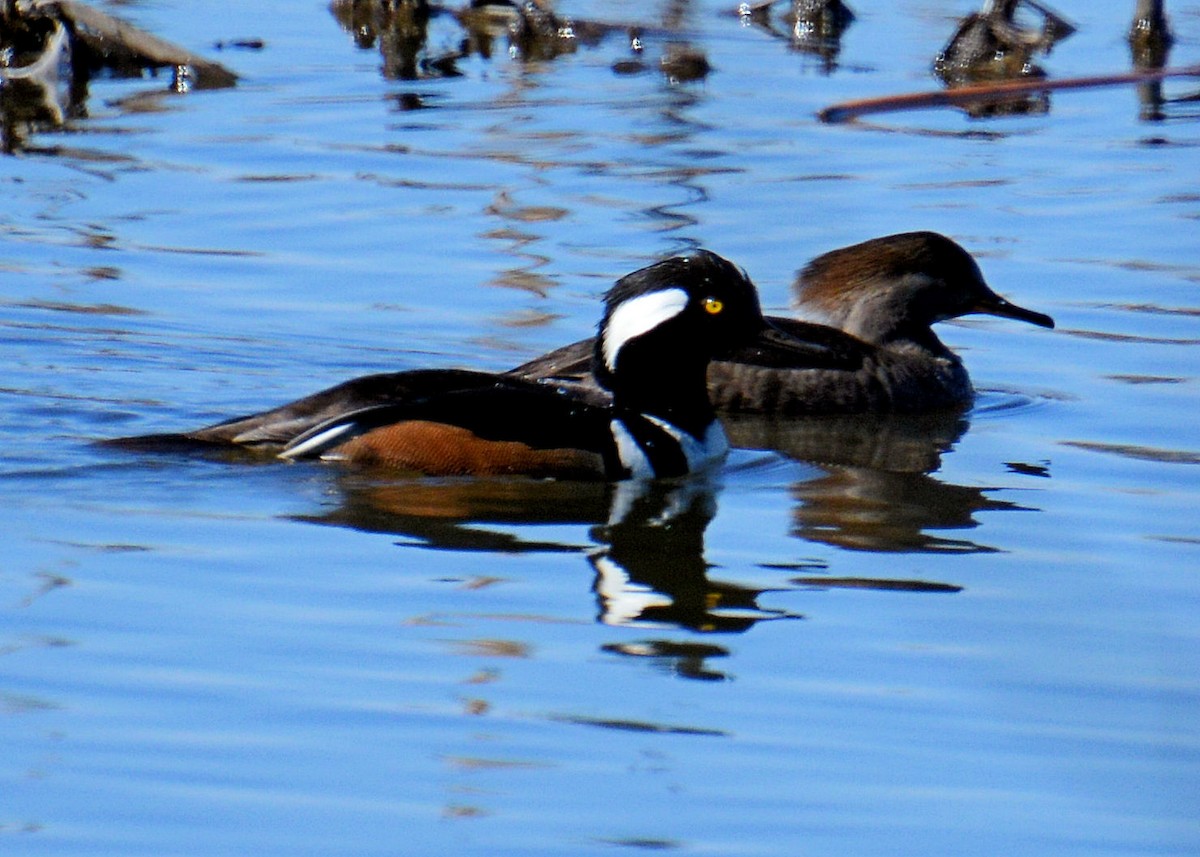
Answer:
[
  {"left": 592, "top": 250, "right": 764, "bottom": 397},
  {"left": 586, "top": 250, "right": 766, "bottom": 437}
]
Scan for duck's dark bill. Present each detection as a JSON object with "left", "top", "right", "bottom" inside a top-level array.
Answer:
[
  {"left": 976, "top": 296, "right": 1055, "bottom": 329},
  {"left": 725, "top": 319, "right": 871, "bottom": 371}
]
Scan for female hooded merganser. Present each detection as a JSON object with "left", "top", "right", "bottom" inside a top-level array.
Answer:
[
  {"left": 510, "top": 232, "right": 1055, "bottom": 414},
  {"left": 112, "top": 251, "right": 840, "bottom": 480}
]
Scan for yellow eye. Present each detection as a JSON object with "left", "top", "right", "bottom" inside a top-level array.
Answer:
[{"left": 703, "top": 297, "right": 724, "bottom": 315}]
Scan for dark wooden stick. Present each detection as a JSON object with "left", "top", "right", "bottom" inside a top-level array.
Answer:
[{"left": 818, "top": 63, "right": 1200, "bottom": 124}]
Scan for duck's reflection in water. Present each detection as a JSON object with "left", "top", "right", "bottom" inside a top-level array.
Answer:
[
  {"left": 726, "top": 409, "right": 1037, "bottom": 553},
  {"left": 588, "top": 479, "right": 797, "bottom": 631},
  {"left": 590, "top": 478, "right": 803, "bottom": 683},
  {"left": 291, "top": 421, "right": 1001, "bottom": 680},
  {"left": 297, "top": 475, "right": 611, "bottom": 554},
  {"left": 295, "top": 473, "right": 792, "bottom": 681},
  {"left": 300, "top": 407, "right": 1036, "bottom": 561},
  {"left": 295, "top": 473, "right": 789, "bottom": 622}
]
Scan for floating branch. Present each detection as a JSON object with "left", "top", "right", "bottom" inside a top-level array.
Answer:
[{"left": 818, "top": 63, "right": 1200, "bottom": 123}]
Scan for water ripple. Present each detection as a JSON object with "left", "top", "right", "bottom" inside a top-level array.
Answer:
[{"left": 1061, "top": 440, "right": 1200, "bottom": 465}]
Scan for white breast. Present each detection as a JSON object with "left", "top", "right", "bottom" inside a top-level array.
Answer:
[
  {"left": 643, "top": 415, "right": 729, "bottom": 473},
  {"left": 610, "top": 415, "right": 729, "bottom": 479},
  {"left": 610, "top": 419, "right": 655, "bottom": 479}
]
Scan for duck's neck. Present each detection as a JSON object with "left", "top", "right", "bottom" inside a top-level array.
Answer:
[
  {"left": 606, "top": 352, "right": 716, "bottom": 440},
  {"left": 810, "top": 285, "right": 954, "bottom": 358}
]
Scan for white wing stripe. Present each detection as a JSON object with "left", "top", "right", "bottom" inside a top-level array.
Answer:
[{"left": 278, "top": 423, "right": 359, "bottom": 460}]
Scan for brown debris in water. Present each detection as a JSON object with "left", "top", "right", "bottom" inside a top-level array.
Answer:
[
  {"left": 3, "top": 0, "right": 238, "bottom": 88},
  {"left": 1, "top": 0, "right": 238, "bottom": 150},
  {"left": 933, "top": 0, "right": 1076, "bottom": 117}
]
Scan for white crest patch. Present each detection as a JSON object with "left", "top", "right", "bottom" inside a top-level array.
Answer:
[{"left": 602, "top": 287, "right": 689, "bottom": 373}]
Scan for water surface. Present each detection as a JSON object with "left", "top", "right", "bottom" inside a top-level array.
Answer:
[{"left": 2, "top": 1, "right": 1198, "bottom": 854}]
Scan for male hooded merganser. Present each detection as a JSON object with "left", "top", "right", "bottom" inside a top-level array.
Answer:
[
  {"left": 111, "top": 251, "right": 840, "bottom": 480},
  {"left": 510, "top": 232, "right": 1055, "bottom": 414}
]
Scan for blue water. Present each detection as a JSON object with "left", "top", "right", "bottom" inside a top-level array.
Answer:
[{"left": 2, "top": 1, "right": 1198, "bottom": 854}]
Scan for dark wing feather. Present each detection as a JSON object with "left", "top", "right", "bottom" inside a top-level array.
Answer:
[
  {"left": 727, "top": 317, "right": 874, "bottom": 370},
  {"left": 105, "top": 369, "right": 508, "bottom": 450},
  {"left": 507, "top": 338, "right": 594, "bottom": 381},
  {"left": 281, "top": 376, "right": 618, "bottom": 470}
]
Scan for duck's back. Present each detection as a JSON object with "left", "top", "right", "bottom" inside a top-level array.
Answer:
[{"left": 706, "top": 342, "right": 971, "bottom": 415}]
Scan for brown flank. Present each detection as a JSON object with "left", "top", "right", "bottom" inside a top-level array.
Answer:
[{"left": 333, "top": 420, "right": 607, "bottom": 478}]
